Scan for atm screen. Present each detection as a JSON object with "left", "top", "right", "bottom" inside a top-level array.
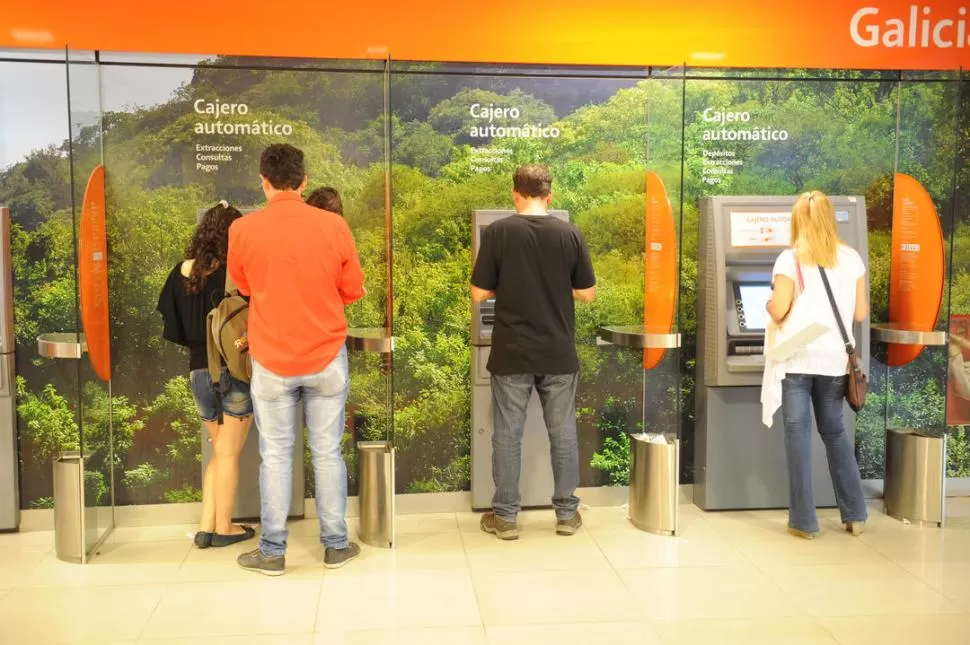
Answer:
[{"left": 735, "top": 283, "right": 772, "bottom": 331}]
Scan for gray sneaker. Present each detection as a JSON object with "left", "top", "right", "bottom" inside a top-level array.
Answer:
[
  {"left": 480, "top": 512, "right": 519, "bottom": 540},
  {"left": 556, "top": 512, "right": 582, "bottom": 536},
  {"left": 324, "top": 542, "right": 361, "bottom": 569},
  {"left": 237, "top": 548, "right": 285, "bottom": 576}
]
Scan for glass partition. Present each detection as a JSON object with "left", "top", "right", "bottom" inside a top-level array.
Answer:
[
  {"left": 686, "top": 69, "right": 897, "bottom": 510},
  {"left": 879, "top": 73, "right": 960, "bottom": 437},
  {"left": 67, "top": 46, "right": 114, "bottom": 552},
  {"left": 388, "top": 62, "right": 650, "bottom": 499},
  {"left": 643, "top": 65, "right": 685, "bottom": 475},
  {"left": 943, "top": 70, "right": 970, "bottom": 491},
  {"left": 97, "top": 54, "right": 390, "bottom": 510},
  {"left": 343, "top": 58, "right": 392, "bottom": 497}
]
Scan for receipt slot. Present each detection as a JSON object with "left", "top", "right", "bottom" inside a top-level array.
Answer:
[
  {"left": 694, "top": 196, "right": 869, "bottom": 511},
  {"left": 470, "top": 209, "right": 569, "bottom": 511}
]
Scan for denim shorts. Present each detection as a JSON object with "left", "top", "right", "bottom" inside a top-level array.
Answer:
[{"left": 189, "top": 367, "right": 253, "bottom": 422}]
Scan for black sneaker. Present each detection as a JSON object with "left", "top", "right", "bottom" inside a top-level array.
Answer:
[
  {"left": 324, "top": 542, "right": 361, "bottom": 569},
  {"left": 211, "top": 525, "right": 256, "bottom": 548},
  {"left": 556, "top": 512, "right": 582, "bottom": 536},
  {"left": 480, "top": 512, "right": 519, "bottom": 540},
  {"left": 237, "top": 548, "right": 285, "bottom": 576}
]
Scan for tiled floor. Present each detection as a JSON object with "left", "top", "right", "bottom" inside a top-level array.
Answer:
[{"left": 3, "top": 500, "right": 970, "bottom": 644}]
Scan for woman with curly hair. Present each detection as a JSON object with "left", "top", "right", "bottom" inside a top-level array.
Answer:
[{"left": 157, "top": 200, "right": 255, "bottom": 548}]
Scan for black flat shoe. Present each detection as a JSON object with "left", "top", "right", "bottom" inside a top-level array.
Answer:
[
  {"left": 210, "top": 525, "right": 256, "bottom": 548},
  {"left": 194, "top": 531, "right": 213, "bottom": 549}
]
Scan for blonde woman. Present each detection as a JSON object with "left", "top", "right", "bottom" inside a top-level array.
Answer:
[{"left": 765, "top": 191, "right": 869, "bottom": 539}]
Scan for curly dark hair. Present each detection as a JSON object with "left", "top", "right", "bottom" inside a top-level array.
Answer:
[
  {"left": 184, "top": 201, "right": 242, "bottom": 295},
  {"left": 306, "top": 186, "right": 343, "bottom": 215}
]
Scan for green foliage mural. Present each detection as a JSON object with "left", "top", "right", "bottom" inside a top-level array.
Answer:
[{"left": 1, "top": 59, "right": 967, "bottom": 508}]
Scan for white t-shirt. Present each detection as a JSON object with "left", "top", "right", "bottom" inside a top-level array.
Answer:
[{"left": 771, "top": 245, "right": 865, "bottom": 377}]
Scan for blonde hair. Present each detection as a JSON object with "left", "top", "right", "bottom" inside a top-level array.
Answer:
[{"left": 790, "top": 190, "right": 843, "bottom": 268}]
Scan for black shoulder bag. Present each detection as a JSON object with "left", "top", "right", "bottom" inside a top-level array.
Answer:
[{"left": 819, "top": 268, "right": 868, "bottom": 412}]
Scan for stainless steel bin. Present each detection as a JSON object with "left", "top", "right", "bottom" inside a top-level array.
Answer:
[
  {"left": 884, "top": 428, "right": 945, "bottom": 527},
  {"left": 629, "top": 434, "right": 679, "bottom": 536},
  {"left": 357, "top": 440, "right": 395, "bottom": 548},
  {"left": 53, "top": 452, "right": 85, "bottom": 562}
]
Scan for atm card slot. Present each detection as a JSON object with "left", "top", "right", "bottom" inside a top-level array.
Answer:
[
  {"left": 728, "top": 338, "right": 764, "bottom": 356},
  {"left": 481, "top": 315, "right": 495, "bottom": 325}
]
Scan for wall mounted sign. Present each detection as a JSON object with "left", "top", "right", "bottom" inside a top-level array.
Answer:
[
  {"left": 888, "top": 172, "right": 945, "bottom": 367},
  {"left": 79, "top": 164, "right": 111, "bottom": 381},
  {"left": 1, "top": 1, "right": 966, "bottom": 70},
  {"left": 643, "top": 171, "right": 677, "bottom": 370}
]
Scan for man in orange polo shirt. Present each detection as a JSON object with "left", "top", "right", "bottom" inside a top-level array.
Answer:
[{"left": 230, "top": 144, "right": 365, "bottom": 576}]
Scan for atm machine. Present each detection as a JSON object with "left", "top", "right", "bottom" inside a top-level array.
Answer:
[
  {"left": 694, "top": 196, "right": 869, "bottom": 510},
  {"left": 470, "top": 209, "right": 569, "bottom": 511},
  {"left": 0, "top": 208, "right": 18, "bottom": 531},
  {"left": 196, "top": 208, "right": 304, "bottom": 520}
]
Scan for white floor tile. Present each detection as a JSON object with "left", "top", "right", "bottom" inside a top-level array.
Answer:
[
  {"left": 818, "top": 614, "right": 970, "bottom": 645},
  {"left": 140, "top": 634, "right": 315, "bottom": 645},
  {"left": 317, "top": 626, "right": 488, "bottom": 645},
  {"left": 0, "top": 544, "right": 51, "bottom": 587},
  {"left": 618, "top": 564, "right": 806, "bottom": 621},
  {"left": 485, "top": 621, "right": 659, "bottom": 645},
  {"left": 590, "top": 520, "right": 747, "bottom": 569},
  {"left": 348, "top": 531, "right": 469, "bottom": 572},
  {"left": 859, "top": 525, "right": 970, "bottom": 563},
  {"left": 764, "top": 561, "right": 964, "bottom": 617},
  {"left": 142, "top": 579, "right": 322, "bottom": 639},
  {"left": 0, "top": 584, "right": 166, "bottom": 644},
  {"left": 473, "top": 568, "right": 639, "bottom": 626},
  {"left": 4, "top": 502, "right": 970, "bottom": 645},
  {"left": 318, "top": 569, "right": 481, "bottom": 630},
  {"left": 653, "top": 617, "right": 839, "bottom": 644},
  {"left": 26, "top": 539, "right": 190, "bottom": 587},
  {"left": 894, "top": 559, "right": 970, "bottom": 607},
  {"left": 0, "top": 529, "right": 55, "bottom": 548},
  {"left": 107, "top": 524, "right": 199, "bottom": 544}
]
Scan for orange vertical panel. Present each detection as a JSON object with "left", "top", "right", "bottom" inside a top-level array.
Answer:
[
  {"left": 643, "top": 171, "right": 677, "bottom": 370},
  {"left": 887, "top": 173, "right": 945, "bottom": 367},
  {"left": 79, "top": 164, "right": 111, "bottom": 381}
]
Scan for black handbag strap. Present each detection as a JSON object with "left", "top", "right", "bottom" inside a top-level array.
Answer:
[{"left": 818, "top": 267, "right": 854, "bottom": 355}]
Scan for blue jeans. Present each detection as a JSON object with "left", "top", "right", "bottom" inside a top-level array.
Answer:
[
  {"left": 781, "top": 373, "right": 868, "bottom": 533},
  {"left": 252, "top": 347, "right": 350, "bottom": 555},
  {"left": 490, "top": 372, "right": 580, "bottom": 521}
]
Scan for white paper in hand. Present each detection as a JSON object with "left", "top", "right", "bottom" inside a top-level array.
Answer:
[{"left": 765, "top": 321, "right": 830, "bottom": 361}]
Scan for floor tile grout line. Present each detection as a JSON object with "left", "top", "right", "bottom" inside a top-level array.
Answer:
[
  {"left": 705, "top": 517, "right": 820, "bottom": 621},
  {"left": 456, "top": 512, "right": 490, "bottom": 639}
]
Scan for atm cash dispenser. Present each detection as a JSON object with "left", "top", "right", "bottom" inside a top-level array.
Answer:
[
  {"left": 694, "top": 196, "right": 869, "bottom": 511},
  {"left": 196, "top": 208, "right": 304, "bottom": 520},
  {"left": 470, "top": 209, "right": 569, "bottom": 511}
]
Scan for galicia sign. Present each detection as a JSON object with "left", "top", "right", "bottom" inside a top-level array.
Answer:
[{"left": 851, "top": 5, "right": 970, "bottom": 48}]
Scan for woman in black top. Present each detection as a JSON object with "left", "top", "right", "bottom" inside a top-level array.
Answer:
[{"left": 157, "top": 201, "right": 255, "bottom": 548}]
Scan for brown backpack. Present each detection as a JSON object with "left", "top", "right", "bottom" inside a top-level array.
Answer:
[{"left": 206, "top": 268, "right": 251, "bottom": 386}]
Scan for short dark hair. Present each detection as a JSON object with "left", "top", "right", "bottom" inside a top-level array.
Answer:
[
  {"left": 513, "top": 164, "right": 552, "bottom": 199},
  {"left": 306, "top": 187, "right": 343, "bottom": 215},
  {"left": 260, "top": 144, "right": 305, "bottom": 191}
]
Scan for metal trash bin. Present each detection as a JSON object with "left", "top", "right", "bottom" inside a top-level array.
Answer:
[
  {"left": 884, "top": 428, "right": 945, "bottom": 527},
  {"left": 53, "top": 452, "right": 85, "bottom": 562},
  {"left": 629, "top": 434, "right": 679, "bottom": 536},
  {"left": 357, "top": 440, "right": 395, "bottom": 548}
]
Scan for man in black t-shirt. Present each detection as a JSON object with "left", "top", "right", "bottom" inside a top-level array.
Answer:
[{"left": 471, "top": 164, "right": 596, "bottom": 540}]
